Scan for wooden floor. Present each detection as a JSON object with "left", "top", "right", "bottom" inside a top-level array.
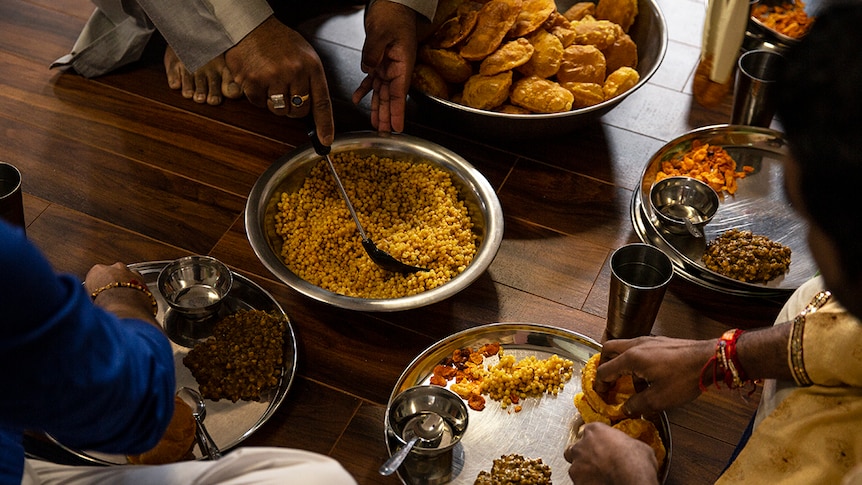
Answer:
[{"left": 5, "top": 0, "right": 788, "bottom": 483}]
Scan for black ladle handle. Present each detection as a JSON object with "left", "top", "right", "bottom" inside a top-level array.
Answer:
[{"left": 305, "top": 116, "right": 331, "bottom": 157}]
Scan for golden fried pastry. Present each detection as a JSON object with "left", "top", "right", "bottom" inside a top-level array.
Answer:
[
  {"left": 613, "top": 419, "right": 667, "bottom": 467},
  {"left": 461, "top": 71, "right": 513, "bottom": 109},
  {"left": 572, "top": 18, "right": 621, "bottom": 50},
  {"left": 479, "top": 38, "right": 535, "bottom": 75},
  {"left": 508, "top": 0, "right": 556, "bottom": 37},
  {"left": 432, "top": 0, "right": 469, "bottom": 26},
  {"left": 603, "top": 66, "right": 639, "bottom": 99},
  {"left": 429, "top": 1, "right": 484, "bottom": 48},
  {"left": 563, "top": 1, "right": 596, "bottom": 21},
  {"left": 494, "top": 103, "right": 533, "bottom": 114},
  {"left": 596, "top": 0, "right": 639, "bottom": 32},
  {"left": 511, "top": 76, "right": 574, "bottom": 113},
  {"left": 574, "top": 391, "right": 611, "bottom": 425},
  {"left": 580, "top": 353, "right": 629, "bottom": 420},
  {"left": 412, "top": 63, "right": 450, "bottom": 99},
  {"left": 557, "top": 44, "right": 607, "bottom": 84},
  {"left": 543, "top": 11, "right": 577, "bottom": 47},
  {"left": 516, "top": 28, "right": 564, "bottom": 78},
  {"left": 127, "top": 396, "right": 196, "bottom": 465},
  {"left": 460, "top": 0, "right": 524, "bottom": 61},
  {"left": 419, "top": 45, "right": 474, "bottom": 83},
  {"left": 562, "top": 82, "right": 605, "bottom": 108},
  {"left": 602, "top": 32, "right": 638, "bottom": 73}
]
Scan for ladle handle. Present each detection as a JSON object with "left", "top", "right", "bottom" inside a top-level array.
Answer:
[
  {"left": 194, "top": 415, "right": 222, "bottom": 460},
  {"left": 379, "top": 436, "right": 419, "bottom": 476},
  {"left": 305, "top": 115, "right": 331, "bottom": 157},
  {"left": 304, "top": 115, "right": 370, "bottom": 241}
]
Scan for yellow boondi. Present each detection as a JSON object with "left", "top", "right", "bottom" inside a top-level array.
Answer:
[{"left": 274, "top": 152, "right": 477, "bottom": 299}]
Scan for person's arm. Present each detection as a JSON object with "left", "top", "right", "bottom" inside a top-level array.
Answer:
[
  {"left": 0, "top": 224, "right": 175, "bottom": 454},
  {"left": 594, "top": 323, "right": 794, "bottom": 417},
  {"left": 792, "top": 303, "right": 862, "bottom": 387},
  {"left": 353, "top": 0, "right": 425, "bottom": 132}
]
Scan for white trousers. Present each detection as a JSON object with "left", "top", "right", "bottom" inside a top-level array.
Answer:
[{"left": 23, "top": 447, "right": 358, "bottom": 485}]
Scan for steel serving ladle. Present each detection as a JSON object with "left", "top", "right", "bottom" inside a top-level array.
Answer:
[
  {"left": 177, "top": 387, "right": 221, "bottom": 460},
  {"left": 379, "top": 412, "right": 445, "bottom": 476},
  {"left": 306, "top": 118, "right": 427, "bottom": 274}
]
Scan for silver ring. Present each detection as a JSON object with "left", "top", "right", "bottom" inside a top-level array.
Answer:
[
  {"left": 291, "top": 94, "right": 310, "bottom": 108},
  {"left": 270, "top": 94, "right": 286, "bottom": 109}
]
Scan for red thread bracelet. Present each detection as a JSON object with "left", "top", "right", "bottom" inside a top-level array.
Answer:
[{"left": 698, "top": 329, "right": 755, "bottom": 396}]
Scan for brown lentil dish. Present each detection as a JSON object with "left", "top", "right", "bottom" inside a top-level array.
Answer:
[
  {"left": 702, "top": 228, "right": 792, "bottom": 283},
  {"left": 183, "top": 309, "right": 286, "bottom": 402},
  {"left": 474, "top": 454, "right": 552, "bottom": 485},
  {"left": 274, "top": 152, "right": 477, "bottom": 299}
]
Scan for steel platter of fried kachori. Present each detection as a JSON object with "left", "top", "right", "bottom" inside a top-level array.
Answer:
[
  {"left": 414, "top": 0, "right": 642, "bottom": 113},
  {"left": 183, "top": 309, "right": 287, "bottom": 402},
  {"left": 574, "top": 354, "right": 667, "bottom": 468}
]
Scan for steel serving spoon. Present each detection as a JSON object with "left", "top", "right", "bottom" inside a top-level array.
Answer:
[
  {"left": 177, "top": 387, "right": 221, "bottom": 460},
  {"left": 305, "top": 118, "right": 427, "bottom": 274},
  {"left": 379, "top": 412, "right": 445, "bottom": 476}
]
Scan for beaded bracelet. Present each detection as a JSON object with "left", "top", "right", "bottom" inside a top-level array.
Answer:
[
  {"left": 90, "top": 279, "right": 159, "bottom": 317},
  {"left": 699, "top": 328, "right": 756, "bottom": 397}
]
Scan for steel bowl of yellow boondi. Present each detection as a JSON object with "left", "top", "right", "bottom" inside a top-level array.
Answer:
[{"left": 245, "top": 131, "right": 504, "bottom": 311}]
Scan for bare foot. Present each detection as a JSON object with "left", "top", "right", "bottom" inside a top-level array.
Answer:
[{"left": 164, "top": 46, "right": 242, "bottom": 105}]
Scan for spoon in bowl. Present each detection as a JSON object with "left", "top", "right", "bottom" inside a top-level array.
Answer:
[
  {"left": 177, "top": 387, "right": 221, "bottom": 460},
  {"left": 379, "top": 413, "right": 445, "bottom": 476},
  {"left": 305, "top": 118, "right": 427, "bottom": 274}
]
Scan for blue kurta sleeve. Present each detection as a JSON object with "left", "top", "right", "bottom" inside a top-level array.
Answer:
[{"left": 0, "top": 222, "right": 175, "bottom": 479}]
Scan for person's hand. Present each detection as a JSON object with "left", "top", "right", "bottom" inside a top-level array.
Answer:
[
  {"left": 564, "top": 422, "right": 659, "bottom": 485},
  {"left": 164, "top": 47, "right": 242, "bottom": 105},
  {"left": 225, "top": 16, "right": 335, "bottom": 145},
  {"left": 596, "top": 336, "right": 715, "bottom": 417},
  {"left": 353, "top": 1, "right": 419, "bottom": 133},
  {"left": 85, "top": 262, "right": 159, "bottom": 327}
]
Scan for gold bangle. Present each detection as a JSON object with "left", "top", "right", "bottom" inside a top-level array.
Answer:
[
  {"left": 787, "top": 290, "right": 832, "bottom": 387},
  {"left": 90, "top": 280, "right": 158, "bottom": 317}
]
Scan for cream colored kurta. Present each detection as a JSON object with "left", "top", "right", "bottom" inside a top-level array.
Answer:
[{"left": 717, "top": 276, "right": 862, "bottom": 484}]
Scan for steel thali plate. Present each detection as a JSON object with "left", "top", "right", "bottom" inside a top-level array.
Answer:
[
  {"left": 386, "top": 323, "right": 671, "bottom": 484},
  {"left": 51, "top": 261, "right": 298, "bottom": 464},
  {"left": 633, "top": 125, "right": 818, "bottom": 297}
]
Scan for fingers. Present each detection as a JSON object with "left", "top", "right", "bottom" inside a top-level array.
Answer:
[
  {"left": 352, "top": 74, "right": 374, "bottom": 105},
  {"left": 310, "top": 72, "right": 334, "bottom": 145}
]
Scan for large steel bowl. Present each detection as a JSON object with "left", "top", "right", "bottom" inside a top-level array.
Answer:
[
  {"left": 245, "top": 132, "right": 504, "bottom": 312},
  {"left": 409, "top": 0, "right": 668, "bottom": 139}
]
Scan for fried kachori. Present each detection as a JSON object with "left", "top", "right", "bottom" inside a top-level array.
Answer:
[
  {"left": 127, "top": 396, "right": 196, "bottom": 465},
  {"left": 460, "top": 0, "right": 522, "bottom": 61},
  {"left": 413, "top": 0, "right": 643, "bottom": 114},
  {"left": 557, "top": 44, "right": 607, "bottom": 84},
  {"left": 479, "top": 38, "right": 535, "bottom": 76},
  {"left": 573, "top": 353, "right": 667, "bottom": 468}
]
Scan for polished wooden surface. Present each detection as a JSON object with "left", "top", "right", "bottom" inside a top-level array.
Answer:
[{"left": 5, "top": 0, "right": 787, "bottom": 483}]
